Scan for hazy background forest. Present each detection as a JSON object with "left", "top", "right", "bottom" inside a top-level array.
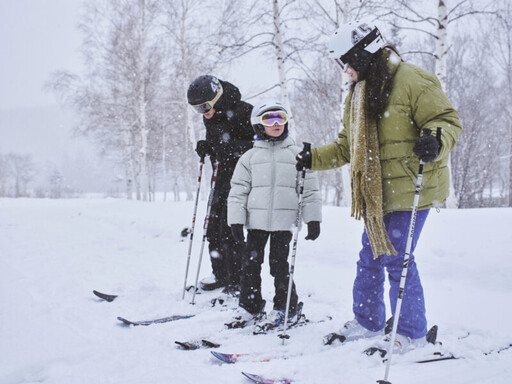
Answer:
[{"left": 1, "top": 0, "right": 511, "bottom": 208}]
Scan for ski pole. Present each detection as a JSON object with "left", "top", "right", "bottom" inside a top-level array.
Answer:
[
  {"left": 378, "top": 128, "right": 440, "bottom": 384},
  {"left": 181, "top": 156, "right": 205, "bottom": 300},
  {"left": 191, "top": 160, "right": 219, "bottom": 305},
  {"left": 280, "top": 142, "right": 311, "bottom": 344}
]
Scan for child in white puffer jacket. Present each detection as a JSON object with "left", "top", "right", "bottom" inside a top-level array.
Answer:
[{"left": 226, "top": 100, "right": 322, "bottom": 329}]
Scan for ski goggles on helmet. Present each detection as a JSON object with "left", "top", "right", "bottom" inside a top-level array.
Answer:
[
  {"left": 251, "top": 110, "right": 288, "bottom": 126},
  {"left": 334, "top": 58, "right": 349, "bottom": 71},
  {"left": 334, "top": 28, "right": 382, "bottom": 72},
  {"left": 190, "top": 86, "right": 223, "bottom": 114}
]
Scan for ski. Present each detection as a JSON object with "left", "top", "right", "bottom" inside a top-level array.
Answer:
[
  {"left": 175, "top": 339, "right": 220, "bottom": 350},
  {"left": 211, "top": 351, "right": 272, "bottom": 364},
  {"left": 116, "top": 294, "right": 232, "bottom": 327},
  {"left": 365, "top": 324, "right": 512, "bottom": 364},
  {"left": 241, "top": 372, "right": 292, "bottom": 384},
  {"left": 117, "top": 314, "right": 194, "bottom": 326},
  {"left": 93, "top": 290, "right": 118, "bottom": 302},
  {"left": 365, "top": 346, "right": 457, "bottom": 364},
  {"left": 414, "top": 342, "right": 511, "bottom": 363}
]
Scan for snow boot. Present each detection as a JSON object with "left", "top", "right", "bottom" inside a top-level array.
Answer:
[
  {"left": 222, "top": 283, "right": 240, "bottom": 297},
  {"left": 253, "top": 302, "right": 304, "bottom": 334},
  {"left": 225, "top": 301, "right": 266, "bottom": 329},
  {"left": 378, "top": 333, "right": 427, "bottom": 354},
  {"left": 199, "top": 274, "right": 225, "bottom": 291},
  {"left": 324, "top": 318, "right": 384, "bottom": 345}
]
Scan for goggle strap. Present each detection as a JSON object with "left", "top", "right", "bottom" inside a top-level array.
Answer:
[{"left": 190, "top": 85, "right": 224, "bottom": 113}]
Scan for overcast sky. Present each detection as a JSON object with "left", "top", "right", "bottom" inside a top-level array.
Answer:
[
  {"left": 0, "top": 0, "right": 275, "bottom": 111},
  {"left": 0, "top": 0, "right": 83, "bottom": 110}
]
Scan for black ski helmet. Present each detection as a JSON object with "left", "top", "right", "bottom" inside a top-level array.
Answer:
[
  {"left": 250, "top": 100, "right": 288, "bottom": 141},
  {"left": 187, "top": 75, "right": 223, "bottom": 112}
]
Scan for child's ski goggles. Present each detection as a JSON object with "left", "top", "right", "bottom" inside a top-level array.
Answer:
[
  {"left": 190, "top": 86, "right": 223, "bottom": 114},
  {"left": 251, "top": 110, "right": 288, "bottom": 126}
]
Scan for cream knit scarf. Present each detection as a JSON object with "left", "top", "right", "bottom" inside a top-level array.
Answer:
[{"left": 350, "top": 80, "right": 396, "bottom": 258}]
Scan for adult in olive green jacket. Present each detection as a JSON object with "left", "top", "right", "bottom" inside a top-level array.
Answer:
[
  {"left": 311, "top": 49, "right": 460, "bottom": 214},
  {"left": 296, "top": 21, "right": 461, "bottom": 350}
]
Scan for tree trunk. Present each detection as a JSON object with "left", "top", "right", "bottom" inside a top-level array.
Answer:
[
  {"left": 436, "top": 0, "right": 458, "bottom": 208},
  {"left": 137, "top": 0, "right": 149, "bottom": 201},
  {"left": 272, "top": 0, "right": 295, "bottom": 139},
  {"left": 162, "top": 124, "right": 167, "bottom": 202},
  {"left": 435, "top": 0, "right": 448, "bottom": 90}
]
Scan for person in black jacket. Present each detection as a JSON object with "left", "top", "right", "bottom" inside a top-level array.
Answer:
[{"left": 187, "top": 75, "right": 254, "bottom": 293}]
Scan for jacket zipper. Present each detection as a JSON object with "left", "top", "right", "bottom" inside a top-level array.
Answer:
[{"left": 268, "top": 142, "right": 276, "bottom": 231}]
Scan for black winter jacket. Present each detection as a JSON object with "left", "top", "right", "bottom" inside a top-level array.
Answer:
[{"left": 203, "top": 80, "right": 254, "bottom": 203}]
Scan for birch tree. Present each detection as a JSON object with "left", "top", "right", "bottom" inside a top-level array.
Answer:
[
  {"left": 290, "top": 0, "right": 378, "bottom": 205},
  {"left": 447, "top": 29, "right": 507, "bottom": 207},
  {"left": 158, "top": 0, "right": 226, "bottom": 200},
  {"left": 213, "top": 0, "right": 321, "bottom": 139},
  {"left": 47, "top": 0, "right": 166, "bottom": 201},
  {"left": 370, "top": 0, "right": 485, "bottom": 207},
  {"left": 5, "top": 153, "right": 35, "bottom": 198}
]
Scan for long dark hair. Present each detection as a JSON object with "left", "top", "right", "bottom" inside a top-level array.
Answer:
[{"left": 351, "top": 46, "right": 396, "bottom": 121}]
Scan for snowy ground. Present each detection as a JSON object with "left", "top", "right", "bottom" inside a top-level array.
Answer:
[{"left": 1, "top": 197, "right": 511, "bottom": 384}]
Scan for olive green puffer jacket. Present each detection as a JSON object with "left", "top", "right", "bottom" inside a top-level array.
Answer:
[{"left": 311, "top": 49, "right": 462, "bottom": 213}]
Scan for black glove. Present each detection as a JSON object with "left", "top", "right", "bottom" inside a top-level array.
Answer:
[
  {"left": 196, "top": 140, "right": 213, "bottom": 159},
  {"left": 230, "top": 224, "right": 245, "bottom": 243},
  {"left": 305, "top": 221, "right": 320, "bottom": 241},
  {"left": 413, "top": 133, "right": 440, "bottom": 163},
  {"left": 295, "top": 149, "right": 312, "bottom": 171}
]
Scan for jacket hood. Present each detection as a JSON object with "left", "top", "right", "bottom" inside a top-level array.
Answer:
[
  {"left": 383, "top": 48, "right": 402, "bottom": 77},
  {"left": 214, "top": 80, "right": 242, "bottom": 111}
]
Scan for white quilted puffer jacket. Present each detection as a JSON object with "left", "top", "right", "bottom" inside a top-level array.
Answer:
[{"left": 228, "top": 137, "right": 322, "bottom": 231}]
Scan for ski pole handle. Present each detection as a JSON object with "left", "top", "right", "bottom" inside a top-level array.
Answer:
[
  {"left": 300, "top": 142, "right": 311, "bottom": 171},
  {"left": 302, "top": 142, "right": 311, "bottom": 157}
]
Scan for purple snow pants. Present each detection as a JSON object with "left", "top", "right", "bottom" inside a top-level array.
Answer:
[{"left": 353, "top": 209, "right": 429, "bottom": 339}]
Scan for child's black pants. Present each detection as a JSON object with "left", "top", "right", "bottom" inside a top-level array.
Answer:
[{"left": 239, "top": 229, "right": 298, "bottom": 315}]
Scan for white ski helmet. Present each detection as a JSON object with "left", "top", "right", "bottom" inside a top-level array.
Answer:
[
  {"left": 250, "top": 100, "right": 288, "bottom": 141},
  {"left": 328, "top": 21, "right": 386, "bottom": 75}
]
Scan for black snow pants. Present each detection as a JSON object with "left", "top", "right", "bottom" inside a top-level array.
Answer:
[
  {"left": 239, "top": 229, "right": 298, "bottom": 315},
  {"left": 207, "top": 197, "right": 242, "bottom": 288}
]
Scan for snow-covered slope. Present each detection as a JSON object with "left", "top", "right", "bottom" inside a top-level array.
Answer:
[{"left": 1, "top": 198, "right": 511, "bottom": 384}]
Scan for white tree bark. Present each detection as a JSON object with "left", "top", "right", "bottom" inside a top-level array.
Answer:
[
  {"left": 137, "top": 0, "right": 149, "bottom": 201},
  {"left": 435, "top": 0, "right": 458, "bottom": 208},
  {"left": 272, "top": 0, "right": 295, "bottom": 140},
  {"left": 435, "top": 0, "right": 448, "bottom": 89}
]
